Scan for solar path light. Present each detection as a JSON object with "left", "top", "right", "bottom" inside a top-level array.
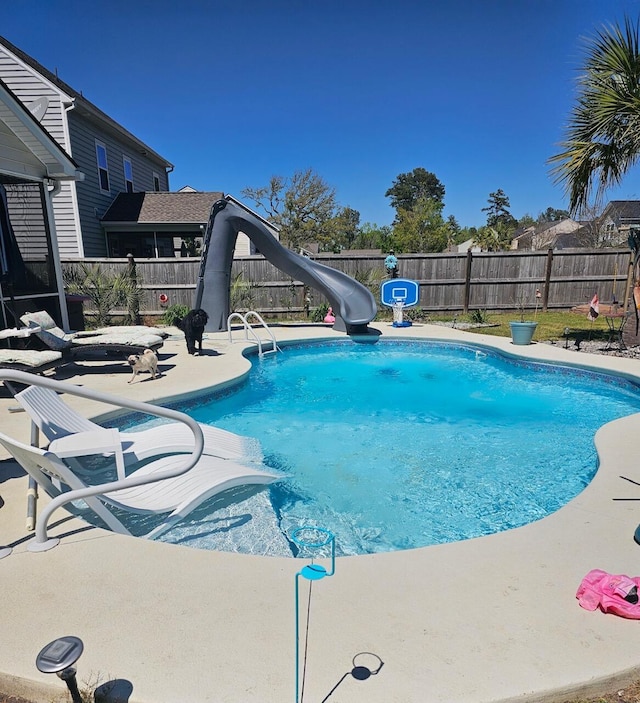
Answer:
[{"left": 36, "top": 636, "right": 84, "bottom": 703}]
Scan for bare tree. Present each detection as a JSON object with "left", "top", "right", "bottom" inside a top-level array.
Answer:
[{"left": 242, "top": 168, "right": 337, "bottom": 250}]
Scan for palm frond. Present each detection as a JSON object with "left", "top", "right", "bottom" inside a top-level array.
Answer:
[{"left": 549, "top": 16, "right": 640, "bottom": 213}]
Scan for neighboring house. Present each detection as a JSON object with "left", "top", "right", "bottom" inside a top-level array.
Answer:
[
  {"left": 598, "top": 201, "right": 640, "bottom": 246},
  {"left": 0, "top": 77, "right": 81, "bottom": 329},
  {"left": 453, "top": 238, "right": 481, "bottom": 253},
  {"left": 101, "top": 192, "right": 278, "bottom": 258},
  {"left": 511, "top": 219, "right": 581, "bottom": 250},
  {"left": 0, "top": 34, "right": 173, "bottom": 258}
]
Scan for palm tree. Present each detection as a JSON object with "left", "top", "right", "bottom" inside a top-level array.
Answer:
[{"left": 549, "top": 17, "right": 640, "bottom": 214}]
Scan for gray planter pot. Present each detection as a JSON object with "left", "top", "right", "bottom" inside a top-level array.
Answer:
[{"left": 509, "top": 321, "right": 538, "bottom": 345}]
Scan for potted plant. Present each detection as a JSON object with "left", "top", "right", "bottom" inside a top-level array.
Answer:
[{"left": 509, "top": 289, "right": 541, "bottom": 345}]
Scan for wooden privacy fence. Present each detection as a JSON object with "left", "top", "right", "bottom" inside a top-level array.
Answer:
[{"left": 61, "top": 248, "right": 634, "bottom": 319}]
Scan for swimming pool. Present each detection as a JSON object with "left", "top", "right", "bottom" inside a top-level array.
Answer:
[{"left": 114, "top": 340, "right": 640, "bottom": 557}]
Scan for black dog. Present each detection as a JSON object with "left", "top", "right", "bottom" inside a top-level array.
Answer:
[{"left": 176, "top": 308, "right": 209, "bottom": 355}]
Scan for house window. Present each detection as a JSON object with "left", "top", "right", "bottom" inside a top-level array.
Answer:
[
  {"left": 153, "top": 172, "right": 161, "bottom": 192},
  {"left": 95, "top": 141, "right": 110, "bottom": 193},
  {"left": 123, "top": 157, "right": 134, "bottom": 193},
  {"left": 106, "top": 232, "right": 176, "bottom": 258}
]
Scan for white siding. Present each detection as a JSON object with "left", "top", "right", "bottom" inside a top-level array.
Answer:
[
  {"left": 0, "top": 45, "right": 82, "bottom": 256},
  {"left": 235, "top": 231, "right": 255, "bottom": 256},
  {"left": 0, "top": 47, "right": 70, "bottom": 150},
  {"left": 0, "top": 118, "right": 43, "bottom": 178}
]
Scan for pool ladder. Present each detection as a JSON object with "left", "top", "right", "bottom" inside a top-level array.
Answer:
[{"left": 227, "top": 311, "right": 281, "bottom": 357}]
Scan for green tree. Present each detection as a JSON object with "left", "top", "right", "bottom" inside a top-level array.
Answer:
[
  {"left": 537, "top": 207, "right": 570, "bottom": 222},
  {"left": 518, "top": 213, "right": 536, "bottom": 228},
  {"left": 549, "top": 17, "right": 640, "bottom": 213},
  {"left": 445, "top": 214, "right": 461, "bottom": 249},
  {"left": 482, "top": 189, "right": 517, "bottom": 229},
  {"left": 352, "top": 222, "right": 393, "bottom": 250},
  {"left": 457, "top": 226, "right": 478, "bottom": 245},
  {"left": 325, "top": 206, "right": 360, "bottom": 251},
  {"left": 385, "top": 167, "right": 445, "bottom": 215},
  {"left": 472, "top": 223, "right": 513, "bottom": 252},
  {"left": 391, "top": 196, "right": 448, "bottom": 252},
  {"left": 241, "top": 168, "right": 337, "bottom": 250}
]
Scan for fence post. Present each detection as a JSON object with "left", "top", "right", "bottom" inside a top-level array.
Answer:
[
  {"left": 542, "top": 248, "right": 553, "bottom": 312},
  {"left": 463, "top": 249, "right": 473, "bottom": 313},
  {"left": 126, "top": 253, "right": 141, "bottom": 325},
  {"left": 623, "top": 251, "right": 635, "bottom": 313}
]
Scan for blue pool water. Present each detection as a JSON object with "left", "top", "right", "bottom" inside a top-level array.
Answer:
[{"left": 116, "top": 340, "right": 640, "bottom": 556}]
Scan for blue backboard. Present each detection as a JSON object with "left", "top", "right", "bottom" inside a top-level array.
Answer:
[{"left": 380, "top": 279, "right": 420, "bottom": 307}]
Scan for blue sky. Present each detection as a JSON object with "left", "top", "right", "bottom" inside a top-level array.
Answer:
[{"left": 4, "top": 0, "right": 640, "bottom": 228}]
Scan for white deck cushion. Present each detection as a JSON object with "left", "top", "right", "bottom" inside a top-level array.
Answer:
[{"left": 0, "top": 349, "right": 62, "bottom": 368}]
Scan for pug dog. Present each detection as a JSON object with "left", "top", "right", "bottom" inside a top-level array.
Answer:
[{"left": 127, "top": 348, "right": 160, "bottom": 383}]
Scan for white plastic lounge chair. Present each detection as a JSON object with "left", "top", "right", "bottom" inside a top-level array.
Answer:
[
  {"left": 0, "top": 427, "right": 278, "bottom": 550},
  {"left": 0, "top": 368, "right": 278, "bottom": 551},
  {"left": 20, "top": 311, "right": 164, "bottom": 356},
  {"left": 14, "top": 383, "right": 263, "bottom": 467}
]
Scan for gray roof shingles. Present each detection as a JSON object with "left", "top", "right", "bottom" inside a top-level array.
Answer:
[{"left": 101, "top": 192, "right": 225, "bottom": 224}]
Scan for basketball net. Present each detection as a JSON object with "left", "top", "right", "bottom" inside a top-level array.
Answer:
[{"left": 392, "top": 300, "right": 405, "bottom": 324}]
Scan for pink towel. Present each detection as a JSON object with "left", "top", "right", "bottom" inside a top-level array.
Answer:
[{"left": 576, "top": 569, "right": 640, "bottom": 619}]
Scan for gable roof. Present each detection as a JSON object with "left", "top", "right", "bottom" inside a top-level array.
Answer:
[
  {"left": 101, "top": 191, "right": 225, "bottom": 224},
  {"left": 0, "top": 34, "right": 173, "bottom": 170},
  {"left": 0, "top": 76, "right": 81, "bottom": 181},
  {"left": 602, "top": 200, "right": 640, "bottom": 222}
]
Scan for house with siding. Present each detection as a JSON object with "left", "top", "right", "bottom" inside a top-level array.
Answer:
[
  {"left": 510, "top": 219, "right": 582, "bottom": 250},
  {"left": 598, "top": 201, "right": 640, "bottom": 246},
  {"left": 0, "top": 76, "right": 81, "bottom": 329},
  {"left": 101, "top": 192, "right": 276, "bottom": 258},
  {"left": 0, "top": 34, "right": 173, "bottom": 258}
]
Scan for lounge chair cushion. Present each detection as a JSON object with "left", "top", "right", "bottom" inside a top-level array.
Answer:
[
  {"left": 0, "top": 349, "right": 62, "bottom": 369},
  {"left": 21, "top": 311, "right": 75, "bottom": 350},
  {"left": 71, "top": 331, "right": 164, "bottom": 348},
  {"left": 21, "top": 312, "right": 164, "bottom": 351},
  {"left": 93, "top": 325, "right": 170, "bottom": 339}
]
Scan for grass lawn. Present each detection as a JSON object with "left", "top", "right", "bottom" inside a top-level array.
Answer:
[{"left": 422, "top": 309, "right": 614, "bottom": 345}]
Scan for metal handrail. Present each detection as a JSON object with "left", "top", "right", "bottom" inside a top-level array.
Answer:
[
  {"left": 227, "top": 311, "right": 279, "bottom": 356},
  {"left": 0, "top": 369, "right": 204, "bottom": 550}
]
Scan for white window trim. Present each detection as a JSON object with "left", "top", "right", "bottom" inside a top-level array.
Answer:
[
  {"left": 152, "top": 171, "right": 161, "bottom": 192},
  {"left": 123, "top": 156, "right": 134, "bottom": 192},
  {"left": 95, "top": 140, "right": 110, "bottom": 194}
]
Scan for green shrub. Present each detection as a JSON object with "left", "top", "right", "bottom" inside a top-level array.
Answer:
[
  {"left": 63, "top": 263, "right": 140, "bottom": 328},
  {"left": 470, "top": 308, "right": 489, "bottom": 324},
  {"left": 162, "top": 304, "right": 190, "bottom": 326},
  {"left": 311, "top": 303, "right": 330, "bottom": 322}
]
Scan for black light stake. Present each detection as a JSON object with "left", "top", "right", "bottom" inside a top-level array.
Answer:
[{"left": 36, "top": 636, "right": 84, "bottom": 703}]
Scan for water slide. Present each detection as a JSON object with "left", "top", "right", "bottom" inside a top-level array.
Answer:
[{"left": 194, "top": 198, "right": 377, "bottom": 334}]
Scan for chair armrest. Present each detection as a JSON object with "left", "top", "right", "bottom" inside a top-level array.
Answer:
[{"left": 50, "top": 428, "right": 126, "bottom": 480}]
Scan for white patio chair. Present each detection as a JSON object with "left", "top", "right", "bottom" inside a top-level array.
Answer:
[
  {"left": 0, "top": 370, "right": 279, "bottom": 551},
  {"left": 0, "top": 429, "right": 278, "bottom": 551},
  {"left": 14, "top": 384, "right": 263, "bottom": 469}
]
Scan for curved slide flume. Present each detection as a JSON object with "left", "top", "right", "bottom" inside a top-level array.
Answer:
[{"left": 194, "top": 198, "right": 377, "bottom": 334}]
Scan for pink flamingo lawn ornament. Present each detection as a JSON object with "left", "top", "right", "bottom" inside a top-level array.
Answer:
[{"left": 324, "top": 306, "right": 335, "bottom": 324}]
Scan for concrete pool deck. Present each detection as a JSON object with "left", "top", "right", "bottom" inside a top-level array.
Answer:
[{"left": 2, "top": 321, "right": 640, "bottom": 702}]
